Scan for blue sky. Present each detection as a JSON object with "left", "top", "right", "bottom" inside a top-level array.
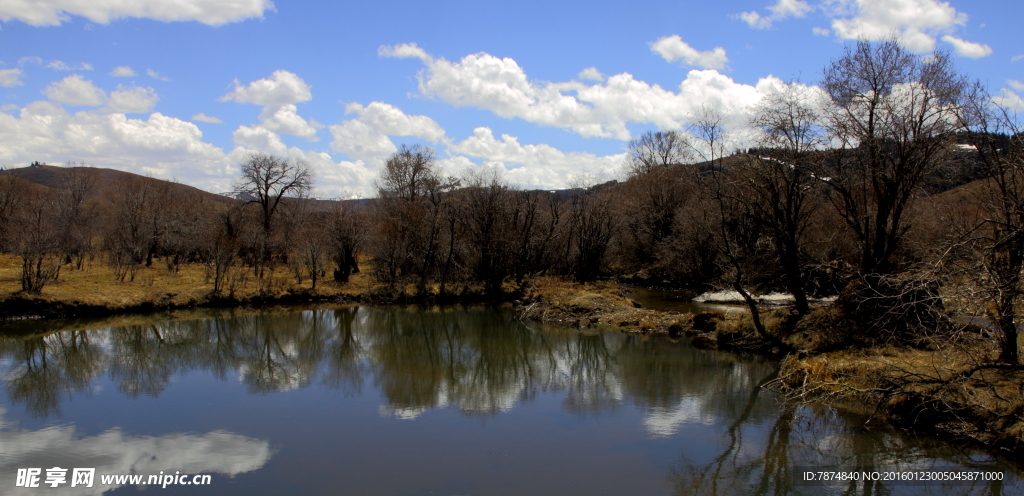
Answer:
[{"left": 0, "top": 0, "right": 1021, "bottom": 197}]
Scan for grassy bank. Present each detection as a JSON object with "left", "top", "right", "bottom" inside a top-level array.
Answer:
[{"left": 0, "top": 254, "right": 379, "bottom": 321}]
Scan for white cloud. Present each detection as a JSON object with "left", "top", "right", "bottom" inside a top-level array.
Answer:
[
  {"left": 993, "top": 88, "right": 1024, "bottom": 112},
  {"left": 1, "top": 104, "right": 18, "bottom": 112},
  {"left": 1013, "top": 55, "right": 1024, "bottom": 62},
  {"left": 650, "top": 35, "right": 729, "bottom": 70},
  {"left": 0, "top": 68, "right": 24, "bottom": 87},
  {"left": 17, "top": 56, "right": 42, "bottom": 66},
  {"left": 812, "top": 26, "right": 831, "bottom": 36},
  {"left": 191, "top": 112, "right": 223, "bottom": 123},
  {"left": 43, "top": 74, "right": 106, "bottom": 106},
  {"left": 345, "top": 101, "right": 445, "bottom": 142},
  {"left": 378, "top": 42, "right": 431, "bottom": 61},
  {"left": 232, "top": 124, "right": 288, "bottom": 155},
  {"left": 110, "top": 66, "right": 136, "bottom": 77},
  {"left": 222, "top": 70, "right": 320, "bottom": 139},
  {"left": 0, "top": 92, "right": 376, "bottom": 196},
  {"left": 0, "top": 0, "right": 273, "bottom": 27},
  {"left": 941, "top": 35, "right": 992, "bottom": 58},
  {"left": 828, "top": 0, "right": 970, "bottom": 53},
  {"left": 220, "top": 70, "right": 312, "bottom": 107},
  {"left": 327, "top": 101, "right": 445, "bottom": 167},
  {"left": 146, "top": 68, "right": 170, "bottom": 81},
  {"left": 381, "top": 43, "right": 789, "bottom": 141},
  {"left": 46, "top": 60, "right": 93, "bottom": 71},
  {"left": 328, "top": 119, "right": 397, "bottom": 162},
  {"left": 257, "top": 103, "right": 320, "bottom": 139},
  {"left": 1009, "top": 80, "right": 1024, "bottom": 92},
  {"left": 738, "top": 0, "right": 812, "bottom": 29},
  {"left": 106, "top": 85, "right": 159, "bottom": 113},
  {"left": 448, "top": 127, "right": 626, "bottom": 190},
  {"left": 578, "top": 67, "right": 606, "bottom": 82},
  {"left": 0, "top": 101, "right": 236, "bottom": 191}
]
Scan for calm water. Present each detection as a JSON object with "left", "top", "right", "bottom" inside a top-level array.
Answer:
[{"left": 0, "top": 305, "right": 1020, "bottom": 495}]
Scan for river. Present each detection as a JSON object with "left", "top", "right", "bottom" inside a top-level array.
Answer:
[{"left": 0, "top": 305, "right": 1019, "bottom": 495}]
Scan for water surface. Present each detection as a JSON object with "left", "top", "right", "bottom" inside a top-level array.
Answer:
[{"left": 0, "top": 305, "right": 1019, "bottom": 495}]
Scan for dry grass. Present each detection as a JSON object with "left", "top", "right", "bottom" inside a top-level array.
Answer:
[
  {"left": 517, "top": 276, "right": 689, "bottom": 331},
  {"left": 774, "top": 330, "right": 1024, "bottom": 451},
  {"left": 0, "top": 253, "right": 377, "bottom": 313}
]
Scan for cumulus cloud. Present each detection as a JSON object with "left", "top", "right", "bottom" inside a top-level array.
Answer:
[
  {"left": 650, "top": 35, "right": 729, "bottom": 70},
  {"left": 110, "top": 66, "right": 136, "bottom": 77},
  {"left": 0, "top": 90, "right": 376, "bottom": 196},
  {"left": 1013, "top": 55, "right": 1024, "bottom": 62},
  {"left": 1009, "top": 80, "right": 1024, "bottom": 92},
  {"left": 257, "top": 104, "right": 320, "bottom": 139},
  {"left": 738, "top": 0, "right": 812, "bottom": 29},
  {"left": 448, "top": 127, "right": 626, "bottom": 190},
  {"left": 328, "top": 119, "right": 397, "bottom": 162},
  {"left": 220, "top": 70, "right": 312, "bottom": 107},
  {"left": 0, "top": 0, "right": 273, "bottom": 27},
  {"left": 0, "top": 68, "right": 24, "bottom": 87},
  {"left": 146, "top": 68, "right": 170, "bottom": 81},
  {"left": 327, "top": 101, "right": 445, "bottom": 164},
  {"left": 578, "top": 67, "right": 605, "bottom": 82},
  {"left": 941, "top": 35, "right": 992, "bottom": 58},
  {"left": 191, "top": 112, "right": 222, "bottom": 123},
  {"left": 222, "top": 70, "right": 320, "bottom": 139},
  {"left": 381, "top": 43, "right": 790, "bottom": 141},
  {"left": 0, "top": 101, "right": 236, "bottom": 190},
  {"left": 827, "top": 0, "right": 971, "bottom": 53},
  {"left": 46, "top": 60, "right": 93, "bottom": 71},
  {"left": 812, "top": 26, "right": 830, "bottom": 35},
  {"left": 43, "top": 74, "right": 106, "bottom": 106},
  {"left": 345, "top": 101, "right": 445, "bottom": 142},
  {"left": 106, "top": 85, "right": 159, "bottom": 113}
]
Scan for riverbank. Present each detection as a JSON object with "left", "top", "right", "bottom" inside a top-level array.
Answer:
[
  {"left": 515, "top": 277, "right": 1024, "bottom": 460},
  {"left": 0, "top": 255, "right": 508, "bottom": 324},
  {"left": 4, "top": 257, "right": 1023, "bottom": 460}
]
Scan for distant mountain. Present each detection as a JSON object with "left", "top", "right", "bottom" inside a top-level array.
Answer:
[{"left": 0, "top": 163, "right": 237, "bottom": 206}]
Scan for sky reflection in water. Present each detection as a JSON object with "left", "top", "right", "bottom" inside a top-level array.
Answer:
[{"left": 0, "top": 306, "right": 1019, "bottom": 495}]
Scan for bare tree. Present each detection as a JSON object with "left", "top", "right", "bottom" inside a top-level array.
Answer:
[
  {"left": 106, "top": 176, "right": 159, "bottom": 282},
  {"left": 820, "top": 38, "right": 969, "bottom": 275},
  {"left": 10, "top": 187, "right": 64, "bottom": 293},
  {"left": 955, "top": 91, "right": 1024, "bottom": 363},
  {"left": 0, "top": 175, "right": 26, "bottom": 251},
  {"left": 688, "top": 107, "right": 783, "bottom": 346},
  {"left": 236, "top": 152, "right": 313, "bottom": 232},
  {"left": 328, "top": 201, "right": 364, "bottom": 284},
  {"left": 566, "top": 177, "right": 617, "bottom": 282},
  {"left": 53, "top": 165, "right": 98, "bottom": 272},
  {"left": 621, "top": 131, "right": 694, "bottom": 269},
  {"left": 740, "top": 84, "right": 828, "bottom": 315},
  {"left": 371, "top": 145, "right": 459, "bottom": 293},
  {"left": 235, "top": 152, "right": 312, "bottom": 279}
]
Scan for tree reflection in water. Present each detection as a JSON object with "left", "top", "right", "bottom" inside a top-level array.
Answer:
[{"left": 0, "top": 306, "right": 1017, "bottom": 495}]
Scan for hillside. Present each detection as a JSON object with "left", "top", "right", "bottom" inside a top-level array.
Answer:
[{"left": 1, "top": 163, "right": 238, "bottom": 207}]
